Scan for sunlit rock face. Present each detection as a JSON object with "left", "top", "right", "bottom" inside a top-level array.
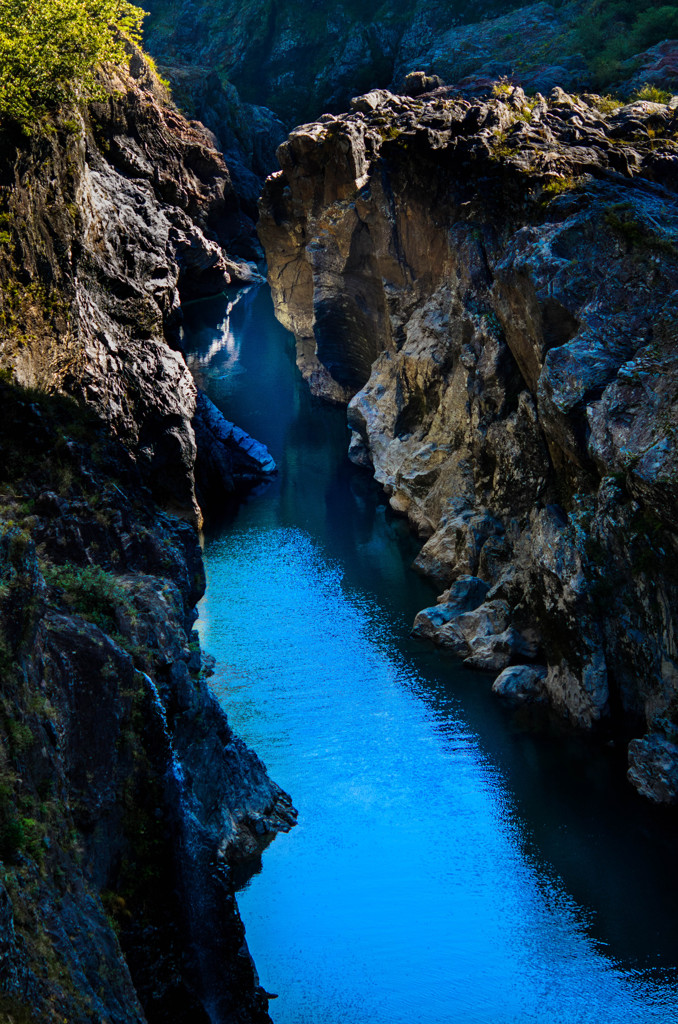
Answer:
[
  {"left": 259, "top": 84, "right": 678, "bottom": 796},
  {"left": 0, "top": 51, "right": 261, "bottom": 525}
]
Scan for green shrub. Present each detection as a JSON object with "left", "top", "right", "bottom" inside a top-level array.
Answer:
[
  {"left": 0, "top": 814, "right": 23, "bottom": 860},
  {"left": 633, "top": 83, "right": 674, "bottom": 104},
  {"left": 0, "top": 994, "right": 35, "bottom": 1023},
  {"left": 541, "top": 175, "right": 578, "bottom": 200},
  {"left": 630, "top": 5, "right": 678, "bottom": 52},
  {"left": 6, "top": 719, "right": 32, "bottom": 756},
  {"left": 20, "top": 815, "right": 42, "bottom": 861},
  {"left": 43, "top": 562, "right": 131, "bottom": 631},
  {"left": 589, "top": 94, "right": 622, "bottom": 113},
  {"left": 0, "top": 0, "right": 146, "bottom": 130},
  {"left": 577, "top": 1, "right": 678, "bottom": 88},
  {"left": 604, "top": 202, "right": 678, "bottom": 257}
]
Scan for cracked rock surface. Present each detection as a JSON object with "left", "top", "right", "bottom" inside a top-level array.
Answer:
[
  {"left": 0, "top": 48, "right": 294, "bottom": 1024},
  {"left": 0, "top": 51, "right": 264, "bottom": 525},
  {"left": 0, "top": 386, "right": 296, "bottom": 1023},
  {"left": 259, "top": 84, "right": 678, "bottom": 801}
]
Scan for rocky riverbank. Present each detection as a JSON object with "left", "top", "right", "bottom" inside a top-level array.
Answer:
[
  {"left": 0, "top": 385, "right": 296, "bottom": 1023},
  {"left": 258, "top": 83, "right": 678, "bottom": 802},
  {"left": 0, "top": 47, "right": 294, "bottom": 1024}
]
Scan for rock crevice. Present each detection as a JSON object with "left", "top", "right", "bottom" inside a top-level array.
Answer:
[{"left": 259, "top": 84, "right": 678, "bottom": 801}]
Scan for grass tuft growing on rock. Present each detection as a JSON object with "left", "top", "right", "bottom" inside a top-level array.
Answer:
[
  {"left": 42, "top": 563, "right": 134, "bottom": 633},
  {"left": 632, "top": 83, "right": 675, "bottom": 104}
]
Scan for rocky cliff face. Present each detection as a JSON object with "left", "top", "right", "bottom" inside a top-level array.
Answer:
[
  {"left": 0, "top": 383, "right": 297, "bottom": 1024},
  {"left": 150, "top": 63, "right": 288, "bottom": 221},
  {"left": 0, "top": 48, "right": 295, "bottom": 1024},
  {"left": 143, "top": 0, "right": 678, "bottom": 132},
  {"left": 259, "top": 84, "right": 678, "bottom": 802},
  {"left": 0, "top": 48, "right": 272, "bottom": 527}
]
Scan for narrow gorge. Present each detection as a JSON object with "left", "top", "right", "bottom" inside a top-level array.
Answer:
[{"left": 1, "top": 1, "right": 678, "bottom": 1022}]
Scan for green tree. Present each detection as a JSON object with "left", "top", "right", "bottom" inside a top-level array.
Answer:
[{"left": 0, "top": 0, "right": 146, "bottom": 129}]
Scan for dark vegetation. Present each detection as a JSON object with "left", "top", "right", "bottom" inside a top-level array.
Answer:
[
  {"left": 574, "top": 0, "right": 678, "bottom": 87},
  {"left": 142, "top": 0, "right": 531, "bottom": 124},
  {"left": 143, "top": 0, "right": 678, "bottom": 131}
]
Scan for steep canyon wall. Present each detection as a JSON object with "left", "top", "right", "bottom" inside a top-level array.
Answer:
[
  {"left": 0, "top": 51, "right": 294, "bottom": 1024},
  {"left": 259, "top": 85, "right": 678, "bottom": 802}
]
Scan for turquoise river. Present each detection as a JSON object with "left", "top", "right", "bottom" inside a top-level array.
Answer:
[{"left": 184, "top": 284, "right": 678, "bottom": 1024}]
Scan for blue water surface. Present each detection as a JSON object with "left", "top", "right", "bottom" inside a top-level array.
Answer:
[{"left": 184, "top": 285, "right": 678, "bottom": 1024}]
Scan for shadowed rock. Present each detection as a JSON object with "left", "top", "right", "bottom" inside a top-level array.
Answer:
[
  {"left": 259, "top": 83, "right": 678, "bottom": 797},
  {"left": 193, "top": 390, "right": 277, "bottom": 508},
  {"left": 628, "top": 732, "right": 678, "bottom": 805},
  {"left": 492, "top": 664, "right": 548, "bottom": 704}
]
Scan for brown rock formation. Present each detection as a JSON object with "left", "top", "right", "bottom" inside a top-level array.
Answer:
[{"left": 259, "top": 84, "right": 678, "bottom": 799}]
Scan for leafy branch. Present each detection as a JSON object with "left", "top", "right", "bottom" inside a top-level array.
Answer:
[{"left": 0, "top": 0, "right": 146, "bottom": 130}]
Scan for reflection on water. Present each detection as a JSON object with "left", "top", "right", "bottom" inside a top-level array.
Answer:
[
  {"left": 184, "top": 286, "right": 678, "bottom": 1024},
  {"left": 184, "top": 287, "right": 250, "bottom": 372}
]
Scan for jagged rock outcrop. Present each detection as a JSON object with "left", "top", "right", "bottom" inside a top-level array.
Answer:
[
  {"left": 0, "top": 383, "right": 296, "bottom": 1023},
  {"left": 0, "top": 49, "right": 266, "bottom": 526},
  {"left": 259, "top": 84, "right": 678, "bottom": 800},
  {"left": 193, "top": 391, "right": 277, "bottom": 511}
]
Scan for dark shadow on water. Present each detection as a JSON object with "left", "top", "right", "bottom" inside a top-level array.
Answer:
[
  {"left": 200, "top": 477, "right": 279, "bottom": 537},
  {"left": 230, "top": 851, "right": 266, "bottom": 893}
]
